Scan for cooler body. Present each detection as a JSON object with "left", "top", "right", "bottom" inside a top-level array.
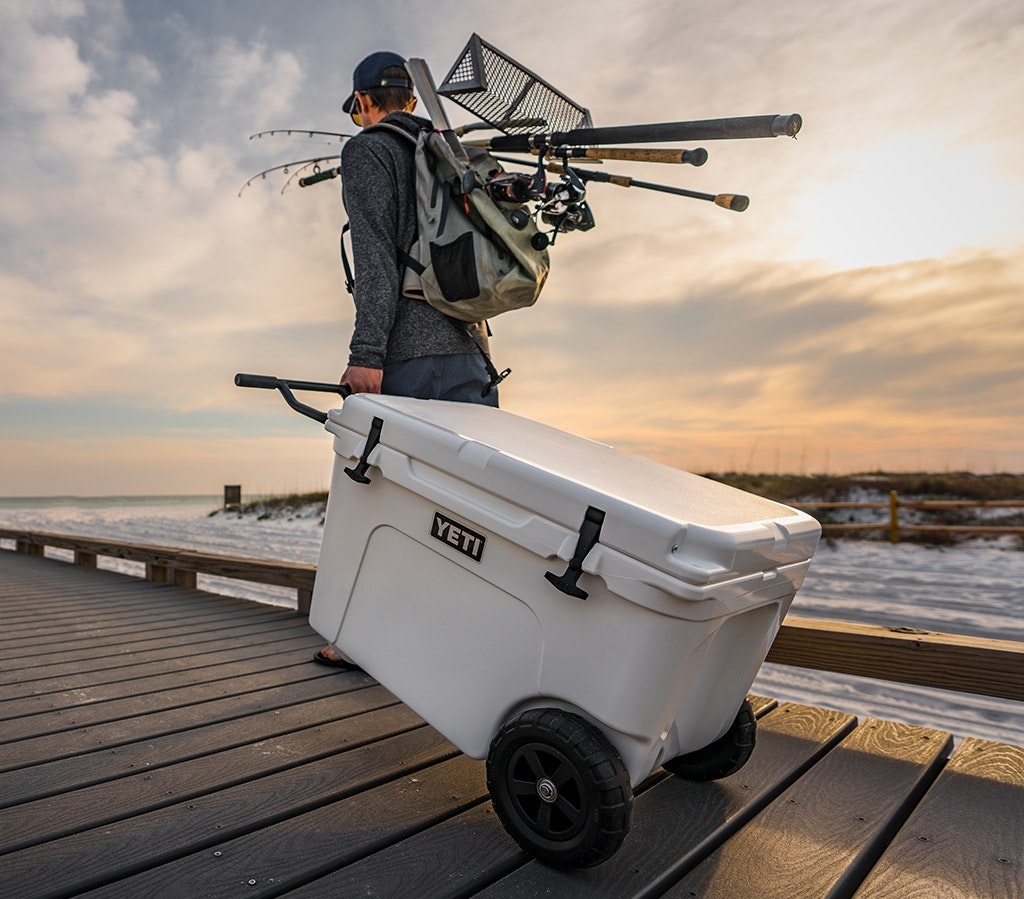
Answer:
[{"left": 310, "top": 395, "right": 820, "bottom": 785}]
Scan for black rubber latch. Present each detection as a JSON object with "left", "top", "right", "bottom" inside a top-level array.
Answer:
[
  {"left": 344, "top": 416, "right": 384, "bottom": 484},
  {"left": 545, "top": 506, "right": 606, "bottom": 599}
]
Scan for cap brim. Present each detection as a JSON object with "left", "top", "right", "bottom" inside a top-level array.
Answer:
[{"left": 342, "top": 92, "right": 356, "bottom": 114}]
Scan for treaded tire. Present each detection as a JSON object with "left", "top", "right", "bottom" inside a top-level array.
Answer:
[
  {"left": 664, "top": 700, "right": 757, "bottom": 781},
  {"left": 486, "top": 708, "right": 633, "bottom": 868}
]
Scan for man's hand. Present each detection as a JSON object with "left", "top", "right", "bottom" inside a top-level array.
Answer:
[{"left": 340, "top": 365, "right": 383, "bottom": 394}]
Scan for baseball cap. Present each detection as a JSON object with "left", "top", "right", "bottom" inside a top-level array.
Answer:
[{"left": 342, "top": 51, "right": 411, "bottom": 113}]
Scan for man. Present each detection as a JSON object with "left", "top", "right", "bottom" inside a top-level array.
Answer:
[
  {"left": 337, "top": 50, "right": 498, "bottom": 405},
  {"left": 315, "top": 51, "right": 498, "bottom": 670}
]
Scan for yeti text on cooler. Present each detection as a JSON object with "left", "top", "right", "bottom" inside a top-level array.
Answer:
[{"left": 431, "top": 511, "right": 486, "bottom": 562}]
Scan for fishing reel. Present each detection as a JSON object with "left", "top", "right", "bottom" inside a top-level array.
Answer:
[
  {"left": 539, "top": 169, "right": 595, "bottom": 234},
  {"left": 485, "top": 165, "right": 595, "bottom": 247},
  {"left": 485, "top": 172, "right": 536, "bottom": 205}
]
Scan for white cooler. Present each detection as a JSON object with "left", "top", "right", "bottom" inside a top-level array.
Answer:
[
  {"left": 310, "top": 394, "right": 819, "bottom": 864},
  {"left": 310, "top": 394, "right": 819, "bottom": 788}
]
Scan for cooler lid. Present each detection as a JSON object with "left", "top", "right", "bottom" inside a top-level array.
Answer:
[{"left": 327, "top": 395, "right": 820, "bottom": 586}]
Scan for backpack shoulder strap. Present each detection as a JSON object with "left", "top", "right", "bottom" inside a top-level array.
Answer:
[
  {"left": 341, "top": 121, "right": 427, "bottom": 294},
  {"left": 362, "top": 121, "right": 422, "bottom": 146}
]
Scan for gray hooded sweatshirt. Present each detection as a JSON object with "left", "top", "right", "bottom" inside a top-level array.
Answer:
[{"left": 341, "top": 111, "right": 487, "bottom": 369}]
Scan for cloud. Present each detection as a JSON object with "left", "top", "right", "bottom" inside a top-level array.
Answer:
[
  {"left": 0, "top": 4, "right": 348, "bottom": 410},
  {"left": 0, "top": 0, "right": 1021, "bottom": 494},
  {"left": 496, "top": 247, "right": 1024, "bottom": 471}
]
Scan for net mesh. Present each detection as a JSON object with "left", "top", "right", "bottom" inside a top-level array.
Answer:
[{"left": 438, "top": 34, "right": 592, "bottom": 135}]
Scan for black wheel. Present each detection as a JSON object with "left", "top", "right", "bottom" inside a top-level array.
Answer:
[
  {"left": 486, "top": 708, "right": 633, "bottom": 868},
  {"left": 664, "top": 700, "right": 756, "bottom": 781}
]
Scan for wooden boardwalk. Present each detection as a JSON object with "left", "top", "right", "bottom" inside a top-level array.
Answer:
[{"left": 1, "top": 551, "right": 1022, "bottom": 898}]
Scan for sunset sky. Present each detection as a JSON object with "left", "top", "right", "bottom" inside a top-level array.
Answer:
[{"left": 1, "top": 0, "right": 1022, "bottom": 496}]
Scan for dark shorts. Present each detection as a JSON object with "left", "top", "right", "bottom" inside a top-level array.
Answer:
[{"left": 381, "top": 353, "right": 499, "bottom": 406}]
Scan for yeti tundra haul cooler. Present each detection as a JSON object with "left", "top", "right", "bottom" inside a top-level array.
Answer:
[{"left": 309, "top": 393, "right": 820, "bottom": 866}]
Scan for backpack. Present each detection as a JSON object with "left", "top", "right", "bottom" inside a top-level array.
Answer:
[{"left": 344, "top": 122, "right": 550, "bottom": 323}]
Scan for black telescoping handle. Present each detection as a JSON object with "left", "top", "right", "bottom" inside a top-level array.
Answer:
[
  {"left": 489, "top": 113, "right": 802, "bottom": 151},
  {"left": 234, "top": 373, "right": 281, "bottom": 390},
  {"left": 234, "top": 373, "right": 351, "bottom": 424}
]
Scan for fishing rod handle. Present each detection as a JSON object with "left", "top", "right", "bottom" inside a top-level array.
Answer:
[
  {"left": 580, "top": 147, "right": 708, "bottom": 165},
  {"left": 298, "top": 167, "right": 340, "bottom": 187},
  {"left": 714, "top": 194, "right": 750, "bottom": 212}
]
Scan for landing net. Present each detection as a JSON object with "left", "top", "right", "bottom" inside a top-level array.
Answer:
[{"left": 438, "top": 34, "right": 593, "bottom": 135}]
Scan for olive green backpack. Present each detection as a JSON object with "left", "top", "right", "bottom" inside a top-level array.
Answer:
[{"left": 363, "top": 122, "right": 550, "bottom": 322}]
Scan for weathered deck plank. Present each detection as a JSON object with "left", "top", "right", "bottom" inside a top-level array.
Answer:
[
  {"left": 0, "top": 685, "right": 398, "bottom": 807},
  {"left": 473, "top": 704, "right": 858, "bottom": 898},
  {"left": 2, "top": 549, "right": 1023, "bottom": 898},
  {"left": 854, "top": 738, "right": 1024, "bottom": 898},
  {"left": 664, "top": 719, "right": 953, "bottom": 897}
]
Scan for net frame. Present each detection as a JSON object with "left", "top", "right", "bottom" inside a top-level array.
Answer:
[{"left": 438, "top": 34, "right": 592, "bottom": 135}]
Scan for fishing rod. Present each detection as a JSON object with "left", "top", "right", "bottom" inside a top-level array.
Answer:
[
  {"left": 472, "top": 113, "right": 801, "bottom": 153},
  {"left": 249, "top": 129, "right": 353, "bottom": 142},
  {"left": 437, "top": 34, "right": 800, "bottom": 147},
  {"left": 506, "top": 157, "right": 750, "bottom": 212},
  {"left": 454, "top": 119, "right": 546, "bottom": 137},
  {"left": 242, "top": 33, "right": 801, "bottom": 242},
  {"left": 465, "top": 143, "right": 710, "bottom": 166},
  {"left": 238, "top": 154, "right": 342, "bottom": 195}
]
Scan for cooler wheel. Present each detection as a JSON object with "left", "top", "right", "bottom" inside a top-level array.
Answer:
[
  {"left": 664, "top": 699, "right": 756, "bottom": 781},
  {"left": 486, "top": 708, "right": 633, "bottom": 867}
]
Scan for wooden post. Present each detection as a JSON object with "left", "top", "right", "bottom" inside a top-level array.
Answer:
[
  {"left": 297, "top": 588, "right": 313, "bottom": 615},
  {"left": 172, "top": 569, "right": 198, "bottom": 589},
  {"left": 146, "top": 563, "right": 197, "bottom": 589},
  {"left": 224, "top": 485, "right": 242, "bottom": 510},
  {"left": 74, "top": 551, "right": 98, "bottom": 568},
  {"left": 16, "top": 540, "right": 44, "bottom": 556},
  {"left": 146, "top": 563, "right": 170, "bottom": 583},
  {"left": 889, "top": 490, "right": 900, "bottom": 544}
]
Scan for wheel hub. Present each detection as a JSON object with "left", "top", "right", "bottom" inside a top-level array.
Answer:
[{"left": 536, "top": 777, "right": 558, "bottom": 803}]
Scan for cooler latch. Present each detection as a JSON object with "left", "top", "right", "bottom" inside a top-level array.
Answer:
[
  {"left": 545, "top": 506, "right": 606, "bottom": 600},
  {"left": 344, "top": 416, "right": 384, "bottom": 484}
]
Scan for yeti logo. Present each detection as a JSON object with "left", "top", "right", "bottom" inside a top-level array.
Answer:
[{"left": 431, "top": 511, "right": 486, "bottom": 563}]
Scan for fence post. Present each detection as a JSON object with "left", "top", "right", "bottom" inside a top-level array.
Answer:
[
  {"left": 224, "top": 485, "right": 242, "bottom": 510},
  {"left": 889, "top": 490, "right": 900, "bottom": 543},
  {"left": 74, "top": 551, "right": 97, "bottom": 568}
]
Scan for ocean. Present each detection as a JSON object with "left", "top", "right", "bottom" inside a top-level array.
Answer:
[{"left": 2, "top": 494, "right": 1022, "bottom": 747}]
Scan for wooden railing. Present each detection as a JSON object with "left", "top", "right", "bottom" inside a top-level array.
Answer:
[
  {"left": 796, "top": 492, "right": 1024, "bottom": 543},
  {"left": 0, "top": 527, "right": 316, "bottom": 612},
  {"left": 2, "top": 527, "right": 1022, "bottom": 703}
]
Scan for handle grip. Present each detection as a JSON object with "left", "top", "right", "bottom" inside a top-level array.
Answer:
[
  {"left": 298, "top": 167, "right": 340, "bottom": 188},
  {"left": 234, "top": 373, "right": 351, "bottom": 424},
  {"left": 574, "top": 147, "right": 708, "bottom": 166},
  {"left": 714, "top": 194, "right": 750, "bottom": 212},
  {"left": 234, "top": 373, "right": 281, "bottom": 389}
]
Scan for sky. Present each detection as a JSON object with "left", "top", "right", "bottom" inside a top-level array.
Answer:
[{"left": 1, "top": 0, "right": 1022, "bottom": 496}]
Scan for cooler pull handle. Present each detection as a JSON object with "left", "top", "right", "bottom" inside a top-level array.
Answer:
[
  {"left": 545, "top": 506, "right": 606, "bottom": 600},
  {"left": 344, "top": 416, "right": 385, "bottom": 484}
]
